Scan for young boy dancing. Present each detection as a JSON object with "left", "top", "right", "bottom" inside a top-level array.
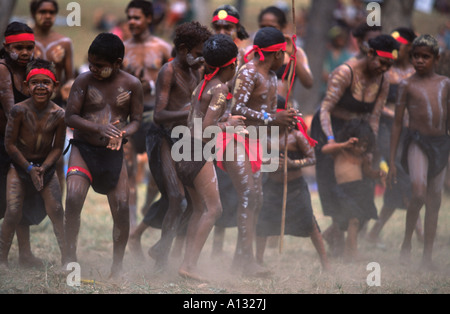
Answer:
[
  {"left": 388, "top": 34, "right": 450, "bottom": 270},
  {"left": 129, "top": 21, "right": 211, "bottom": 269},
  {"left": 176, "top": 34, "right": 246, "bottom": 281},
  {"left": 0, "top": 59, "right": 66, "bottom": 267},
  {"left": 64, "top": 33, "right": 143, "bottom": 278},
  {"left": 322, "top": 119, "right": 386, "bottom": 262},
  {"left": 222, "top": 27, "right": 298, "bottom": 277}
]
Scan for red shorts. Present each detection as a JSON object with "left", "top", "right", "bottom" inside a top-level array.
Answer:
[{"left": 215, "top": 132, "right": 262, "bottom": 173}]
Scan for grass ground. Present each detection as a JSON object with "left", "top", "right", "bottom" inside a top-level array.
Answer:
[{"left": 0, "top": 181, "right": 449, "bottom": 294}]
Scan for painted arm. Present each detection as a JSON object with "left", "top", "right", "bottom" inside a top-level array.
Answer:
[
  {"left": 368, "top": 73, "right": 389, "bottom": 138},
  {"left": 153, "top": 63, "right": 189, "bottom": 125},
  {"left": 65, "top": 76, "right": 122, "bottom": 138},
  {"left": 319, "top": 65, "right": 352, "bottom": 142},
  {"left": 0, "top": 64, "right": 15, "bottom": 119}
]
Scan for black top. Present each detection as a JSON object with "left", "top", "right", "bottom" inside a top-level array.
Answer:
[
  {"left": 335, "top": 64, "right": 384, "bottom": 114},
  {"left": 0, "top": 62, "right": 28, "bottom": 104}
]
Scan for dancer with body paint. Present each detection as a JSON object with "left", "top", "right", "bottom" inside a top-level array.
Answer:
[
  {"left": 0, "top": 22, "right": 48, "bottom": 268},
  {"left": 123, "top": 0, "right": 172, "bottom": 228},
  {"left": 222, "top": 27, "right": 298, "bottom": 277},
  {"left": 388, "top": 35, "right": 450, "bottom": 270},
  {"left": 257, "top": 6, "right": 313, "bottom": 99},
  {"left": 209, "top": 4, "right": 249, "bottom": 258},
  {"left": 64, "top": 33, "right": 143, "bottom": 278},
  {"left": 30, "top": 0, "right": 75, "bottom": 193},
  {"left": 310, "top": 34, "right": 398, "bottom": 257},
  {"left": 368, "top": 27, "right": 423, "bottom": 247},
  {"left": 0, "top": 59, "right": 66, "bottom": 268},
  {"left": 176, "top": 34, "right": 246, "bottom": 281},
  {"left": 129, "top": 22, "right": 211, "bottom": 269}
]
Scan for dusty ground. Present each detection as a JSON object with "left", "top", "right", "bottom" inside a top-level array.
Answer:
[{"left": 1, "top": 183, "right": 449, "bottom": 295}]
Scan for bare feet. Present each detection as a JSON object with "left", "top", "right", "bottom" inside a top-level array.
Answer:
[
  {"left": 128, "top": 234, "right": 145, "bottom": 261},
  {"left": 178, "top": 267, "right": 209, "bottom": 282},
  {"left": 19, "top": 254, "right": 44, "bottom": 268},
  {"left": 109, "top": 263, "right": 123, "bottom": 280},
  {"left": 148, "top": 241, "right": 168, "bottom": 270},
  {"left": 242, "top": 262, "right": 272, "bottom": 278},
  {"left": 399, "top": 247, "right": 411, "bottom": 265}
]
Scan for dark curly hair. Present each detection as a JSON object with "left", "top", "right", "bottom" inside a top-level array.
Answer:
[
  {"left": 391, "top": 27, "right": 417, "bottom": 44},
  {"left": 203, "top": 34, "right": 238, "bottom": 68},
  {"left": 337, "top": 118, "right": 376, "bottom": 154},
  {"left": 368, "top": 34, "right": 400, "bottom": 53},
  {"left": 88, "top": 32, "right": 125, "bottom": 64},
  {"left": 26, "top": 58, "right": 57, "bottom": 80},
  {"left": 126, "top": 0, "right": 153, "bottom": 19},
  {"left": 173, "top": 21, "right": 212, "bottom": 52},
  {"left": 253, "top": 27, "right": 285, "bottom": 60}
]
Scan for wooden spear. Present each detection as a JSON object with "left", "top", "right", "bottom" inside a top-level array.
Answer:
[{"left": 280, "top": 0, "right": 297, "bottom": 253}]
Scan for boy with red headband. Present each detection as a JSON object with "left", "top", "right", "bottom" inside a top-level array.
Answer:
[
  {"left": 223, "top": 27, "right": 298, "bottom": 277},
  {"left": 0, "top": 59, "right": 67, "bottom": 268},
  {"left": 30, "top": 0, "right": 75, "bottom": 192},
  {"left": 175, "top": 34, "right": 246, "bottom": 281},
  {"left": 0, "top": 22, "right": 48, "bottom": 268},
  {"left": 209, "top": 4, "right": 249, "bottom": 259}
]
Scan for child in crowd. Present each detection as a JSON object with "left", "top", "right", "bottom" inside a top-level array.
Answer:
[
  {"left": 255, "top": 100, "right": 329, "bottom": 271},
  {"left": 322, "top": 119, "right": 386, "bottom": 261},
  {"left": 129, "top": 21, "right": 211, "bottom": 269},
  {"left": 175, "top": 34, "right": 246, "bottom": 281},
  {"left": 388, "top": 34, "right": 450, "bottom": 269},
  {"left": 0, "top": 21, "right": 47, "bottom": 267},
  {"left": 64, "top": 33, "right": 144, "bottom": 278},
  {"left": 221, "top": 26, "right": 298, "bottom": 277},
  {"left": 0, "top": 59, "right": 66, "bottom": 267},
  {"left": 368, "top": 27, "right": 421, "bottom": 246}
]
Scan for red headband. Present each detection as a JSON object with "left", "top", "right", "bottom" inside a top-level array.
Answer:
[
  {"left": 276, "top": 108, "right": 317, "bottom": 147},
  {"left": 391, "top": 31, "right": 409, "bottom": 45},
  {"left": 212, "top": 10, "right": 239, "bottom": 24},
  {"left": 26, "top": 68, "right": 57, "bottom": 82},
  {"left": 198, "top": 57, "right": 237, "bottom": 100},
  {"left": 376, "top": 49, "right": 397, "bottom": 60},
  {"left": 244, "top": 42, "right": 287, "bottom": 63},
  {"left": 281, "top": 35, "right": 298, "bottom": 109},
  {"left": 4, "top": 33, "right": 35, "bottom": 45}
]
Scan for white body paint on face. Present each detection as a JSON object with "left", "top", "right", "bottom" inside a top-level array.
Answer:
[
  {"left": 9, "top": 51, "right": 19, "bottom": 61},
  {"left": 100, "top": 67, "right": 113, "bottom": 78}
]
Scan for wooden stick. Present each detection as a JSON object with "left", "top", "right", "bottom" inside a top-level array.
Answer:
[{"left": 280, "top": 0, "right": 297, "bottom": 254}]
